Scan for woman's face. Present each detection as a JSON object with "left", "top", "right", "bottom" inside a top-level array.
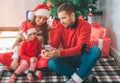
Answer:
[{"left": 35, "top": 16, "right": 48, "bottom": 26}]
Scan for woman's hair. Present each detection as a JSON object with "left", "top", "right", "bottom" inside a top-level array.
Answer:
[
  {"left": 57, "top": 3, "right": 75, "bottom": 15},
  {"left": 30, "top": 17, "right": 49, "bottom": 45},
  {"left": 40, "top": 22, "right": 49, "bottom": 45}
]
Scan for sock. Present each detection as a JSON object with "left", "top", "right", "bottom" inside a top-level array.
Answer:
[
  {"left": 35, "top": 70, "right": 43, "bottom": 79},
  {"left": 8, "top": 73, "right": 17, "bottom": 83},
  {"left": 71, "top": 73, "right": 83, "bottom": 83},
  {"left": 27, "top": 73, "right": 33, "bottom": 82}
]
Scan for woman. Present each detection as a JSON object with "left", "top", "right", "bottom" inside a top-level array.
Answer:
[
  {"left": 8, "top": 22, "right": 47, "bottom": 83},
  {"left": 0, "top": 4, "right": 50, "bottom": 72}
]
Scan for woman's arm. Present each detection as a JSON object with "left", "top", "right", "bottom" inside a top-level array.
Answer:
[
  {"left": 10, "top": 26, "right": 23, "bottom": 70},
  {"left": 12, "top": 29, "right": 23, "bottom": 49},
  {"left": 11, "top": 28, "right": 23, "bottom": 59}
]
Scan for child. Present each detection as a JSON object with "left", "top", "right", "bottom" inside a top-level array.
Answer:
[{"left": 8, "top": 22, "right": 49, "bottom": 83}]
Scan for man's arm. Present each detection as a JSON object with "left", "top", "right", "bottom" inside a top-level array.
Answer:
[
  {"left": 60, "top": 22, "right": 91, "bottom": 56},
  {"left": 44, "top": 21, "right": 91, "bottom": 58},
  {"left": 50, "top": 23, "right": 62, "bottom": 48}
]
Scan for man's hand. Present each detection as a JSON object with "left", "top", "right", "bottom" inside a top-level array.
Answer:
[
  {"left": 10, "top": 58, "right": 19, "bottom": 70},
  {"left": 41, "top": 47, "right": 60, "bottom": 58},
  {"left": 49, "top": 47, "right": 60, "bottom": 58},
  {"left": 41, "top": 49, "right": 47, "bottom": 57}
]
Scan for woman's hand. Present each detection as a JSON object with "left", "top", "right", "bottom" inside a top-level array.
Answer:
[{"left": 10, "top": 58, "right": 19, "bottom": 70}]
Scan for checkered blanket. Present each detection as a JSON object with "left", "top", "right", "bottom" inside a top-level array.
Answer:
[
  {"left": 0, "top": 56, "right": 120, "bottom": 83},
  {"left": 93, "top": 56, "right": 120, "bottom": 83}
]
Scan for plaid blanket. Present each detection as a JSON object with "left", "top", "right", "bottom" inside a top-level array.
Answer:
[
  {"left": 93, "top": 56, "right": 120, "bottom": 83},
  {"left": 0, "top": 56, "right": 120, "bottom": 83}
]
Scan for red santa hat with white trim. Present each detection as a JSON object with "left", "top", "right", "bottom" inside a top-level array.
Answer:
[
  {"left": 22, "top": 22, "right": 37, "bottom": 39},
  {"left": 28, "top": 4, "right": 50, "bottom": 20}
]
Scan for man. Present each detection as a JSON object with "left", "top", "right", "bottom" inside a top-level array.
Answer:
[{"left": 41, "top": 3, "right": 101, "bottom": 83}]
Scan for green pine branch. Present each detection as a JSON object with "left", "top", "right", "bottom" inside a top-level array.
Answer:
[{"left": 42, "top": 0, "right": 103, "bottom": 19}]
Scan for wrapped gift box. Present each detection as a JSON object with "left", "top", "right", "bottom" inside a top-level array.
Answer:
[
  {"left": 87, "top": 23, "right": 111, "bottom": 57},
  {"left": 87, "top": 36, "right": 98, "bottom": 49},
  {"left": 88, "top": 37, "right": 111, "bottom": 57},
  {"left": 91, "top": 23, "right": 108, "bottom": 39}
]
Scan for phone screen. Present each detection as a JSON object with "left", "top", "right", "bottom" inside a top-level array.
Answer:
[{"left": 44, "top": 45, "right": 51, "bottom": 51}]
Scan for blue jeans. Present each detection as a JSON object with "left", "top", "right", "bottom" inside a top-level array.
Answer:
[{"left": 48, "top": 46, "right": 101, "bottom": 79}]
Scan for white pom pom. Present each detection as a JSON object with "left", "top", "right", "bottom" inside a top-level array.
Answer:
[
  {"left": 28, "top": 11, "right": 35, "bottom": 20},
  {"left": 23, "top": 32, "right": 28, "bottom": 39},
  {"left": 35, "top": 70, "right": 41, "bottom": 76}
]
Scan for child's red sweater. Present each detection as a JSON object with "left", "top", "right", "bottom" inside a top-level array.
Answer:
[{"left": 19, "top": 37, "right": 42, "bottom": 61}]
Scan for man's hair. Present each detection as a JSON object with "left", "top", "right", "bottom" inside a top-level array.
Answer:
[{"left": 57, "top": 3, "right": 75, "bottom": 15}]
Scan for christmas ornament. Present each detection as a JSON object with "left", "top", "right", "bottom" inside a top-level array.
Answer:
[
  {"left": 88, "top": 8, "right": 94, "bottom": 24},
  {"left": 47, "top": 2, "right": 52, "bottom": 8}
]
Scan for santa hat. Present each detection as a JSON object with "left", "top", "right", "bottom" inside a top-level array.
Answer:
[
  {"left": 28, "top": 4, "right": 50, "bottom": 20},
  {"left": 22, "top": 22, "right": 37, "bottom": 39}
]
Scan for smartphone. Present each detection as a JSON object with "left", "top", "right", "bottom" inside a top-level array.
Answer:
[{"left": 44, "top": 45, "right": 51, "bottom": 51}]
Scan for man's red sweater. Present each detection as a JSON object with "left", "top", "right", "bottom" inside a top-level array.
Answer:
[{"left": 50, "top": 18, "right": 91, "bottom": 57}]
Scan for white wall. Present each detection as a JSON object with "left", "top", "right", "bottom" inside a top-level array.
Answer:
[
  {"left": 99, "top": 0, "right": 120, "bottom": 62},
  {"left": 0, "top": 0, "right": 42, "bottom": 27},
  {"left": 1, "top": 0, "right": 120, "bottom": 62}
]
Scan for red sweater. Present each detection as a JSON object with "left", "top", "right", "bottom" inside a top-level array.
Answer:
[
  {"left": 50, "top": 18, "right": 91, "bottom": 57},
  {"left": 19, "top": 37, "right": 42, "bottom": 61}
]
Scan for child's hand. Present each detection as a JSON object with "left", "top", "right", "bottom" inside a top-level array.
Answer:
[{"left": 30, "top": 57, "right": 37, "bottom": 63}]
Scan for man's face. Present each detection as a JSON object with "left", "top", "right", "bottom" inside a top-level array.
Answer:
[{"left": 58, "top": 11, "right": 74, "bottom": 27}]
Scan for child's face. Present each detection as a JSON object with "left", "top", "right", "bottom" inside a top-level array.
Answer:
[{"left": 27, "top": 32, "right": 37, "bottom": 41}]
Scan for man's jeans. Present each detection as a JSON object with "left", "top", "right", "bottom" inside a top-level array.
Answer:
[{"left": 48, "top": 46, "right": 101, "bottom": 79}]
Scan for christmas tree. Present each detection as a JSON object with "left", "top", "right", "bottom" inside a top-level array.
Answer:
[{"left": 43, "top": 0, "right": 102, "bottom": 20}]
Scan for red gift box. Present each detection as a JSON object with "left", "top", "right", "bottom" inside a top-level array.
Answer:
[
  {"left": 91, "top": 23, "right": 108, "bottom": 39},
  {"left": 87, "top": 23, "right": 111, "bottom": 57},
  {"left": 87, "top": 36, "right": 98, "bottom": 49},
  {"left": 101, "top": 37, "right": 111, "bottom": 57},
  {"left": 88, "top": 37, "right": 111, "bottom": 57}
]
